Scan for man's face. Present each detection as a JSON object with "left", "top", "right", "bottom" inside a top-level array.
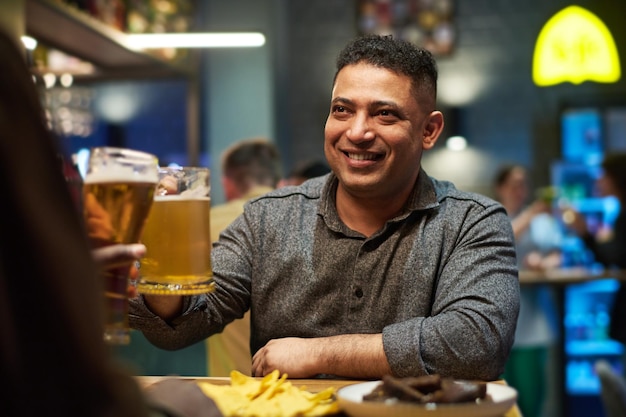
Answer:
[{"left": 324, "top": 62, "right": 440, "bottom": 201}]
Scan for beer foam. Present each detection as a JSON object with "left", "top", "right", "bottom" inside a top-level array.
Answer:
[{"left": 84, "top": 170, "right": 158, "bottom": 184}]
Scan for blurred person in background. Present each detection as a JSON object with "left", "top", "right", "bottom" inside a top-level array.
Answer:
[
  {"left": 208, "top": 138, "right": 283, "bottom": 376},
  {"left": 0, "top": 27, "right": 220, "bottom": 417},
  {"left": 494, "top": 163, "right": 561, "bottom": 417},
  {"left": 494, "top": 164, "right": 563, "bottom": 269},
  {"left": 277, "top": 159, "right": 330, "bottom": 187},
  {"left": 566, "top": 153, "right": 626, "bottom": 355},
  {"left": 210, "top": 138, "right": 282, "bottom": 242}
]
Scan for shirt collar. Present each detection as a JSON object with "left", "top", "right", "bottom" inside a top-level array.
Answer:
[{"left": 318, "top": 168, "right": 440, "bottom": 234}]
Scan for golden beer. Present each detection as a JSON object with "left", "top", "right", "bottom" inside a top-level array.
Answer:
[
  {"left": 137, "top": 166, "right": 214, "bottom": 295},
  {"left": 138, "top": 196, "right": 213, "bottom": 294},
  {"left": 83, "top": 181, "right": 156, "bottom": 246}
]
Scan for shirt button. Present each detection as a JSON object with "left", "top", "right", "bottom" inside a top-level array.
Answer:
[{"left": 355, "top": 288, "right": 363, "bottom": 298}]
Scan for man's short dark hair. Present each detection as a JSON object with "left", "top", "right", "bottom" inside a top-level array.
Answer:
[{"left": 334, "top": 34, "right": 438, "bottom": 111}]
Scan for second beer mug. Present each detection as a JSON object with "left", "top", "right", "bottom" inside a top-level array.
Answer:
[{"left": 137, "top": 166, "right": 215, "bottom": 295}]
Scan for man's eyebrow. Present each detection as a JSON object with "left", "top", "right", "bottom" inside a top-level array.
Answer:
[
  {"left": 331, "top": 97, "right": 399, "bottom": 108},
  {"left": 331, "top": 97, "right": 352, "bottom": 105},
  {"left": 371, "top": 100, "right": 399, "bottom": 108}
]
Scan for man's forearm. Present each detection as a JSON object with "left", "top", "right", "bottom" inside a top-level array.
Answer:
[
  {"left": 253, "top": 333, "right": 393, "bottom": 379},
  {"left": 315, "top": 333, "right": 392, "bottom": 378}
]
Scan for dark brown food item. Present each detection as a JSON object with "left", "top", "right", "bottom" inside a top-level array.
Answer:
[{"left": 363, "top": 374, "right": 488, "bottom": 405}]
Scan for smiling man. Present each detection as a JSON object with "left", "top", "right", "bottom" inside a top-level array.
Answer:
[{"left": 130, "top": 34, "right": 519, "bottom": 382}]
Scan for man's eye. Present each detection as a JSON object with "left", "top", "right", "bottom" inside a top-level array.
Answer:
[
  {"left": 333, "top": 105, "right": 346, "bottom": 113},
  {"left": 379, "top": 109, "right": 395, "bottom": 117}
]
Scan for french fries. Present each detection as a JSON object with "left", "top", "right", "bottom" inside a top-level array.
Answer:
[{"left": 196, "top": 370, "right": 339, "bottom": 417}]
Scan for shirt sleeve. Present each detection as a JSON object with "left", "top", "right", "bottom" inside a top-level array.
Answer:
[
  {"left": 129, "top": 214, "right": 253, "bottom": 351},
  {"left": 382, "top": 202, "right": 520, "bottom": 381},
  {"left": 128, "top": 293, "right": 214, "bottom": 350}
]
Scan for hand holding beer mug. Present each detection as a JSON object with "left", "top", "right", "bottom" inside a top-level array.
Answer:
[
  {"left": 83, "top": 147, "right": 158, "bottom": 344},
  {"left": 137, "top": 166, "right": 215, "bottom": 295}
]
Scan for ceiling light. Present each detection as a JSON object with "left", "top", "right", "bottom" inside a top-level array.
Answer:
[
  {"left": 446, "top": 135, "right": 467, "bottom": 151},
  {"left": 21, "top": 35, "right": 38, "bottom": 50},
  {"left": 126, "top": 32, "right": 266, "bottom": 49}
]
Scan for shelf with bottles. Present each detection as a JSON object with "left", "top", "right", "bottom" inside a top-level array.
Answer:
[{"left": 25, "top": 0, "right": 195, "bottom": 80}]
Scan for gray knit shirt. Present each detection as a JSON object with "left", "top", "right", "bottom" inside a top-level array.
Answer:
[{"left": 130, "top": 169, "right": 520, "bottom": 380}]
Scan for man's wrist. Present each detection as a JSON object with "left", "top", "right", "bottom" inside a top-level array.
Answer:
[{"left": 143, "top": 294, "right": 184, "bottom": 321}]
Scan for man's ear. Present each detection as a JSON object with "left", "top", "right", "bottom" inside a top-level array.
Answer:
[
  {"left": 422, "top": 111, "right": 444, "bottom": 150},
  {"left": 222, "top": 176, "right": 240, "bottom": 201}
]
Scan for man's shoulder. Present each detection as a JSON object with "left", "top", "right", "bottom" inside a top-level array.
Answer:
[
  {"left": 250, "top": 174, "right": 327, "bottom": 204},
  {"left": 430, "top": 176, "right": 500, "bottom": 209}
]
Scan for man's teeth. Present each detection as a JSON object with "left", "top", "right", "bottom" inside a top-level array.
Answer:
[{"left": 348, "top": 153, "right": 377, "bottom": 161}]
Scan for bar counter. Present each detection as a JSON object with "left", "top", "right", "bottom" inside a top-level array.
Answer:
[
  {"left": 136, "top": 376, "right": 523, "bottom": 417},
  {"left": 519, "top": 267, "right": 626, "bottom": 285},
  {"left": 518, "top": 267, "right": 626, "bottom": 416}
]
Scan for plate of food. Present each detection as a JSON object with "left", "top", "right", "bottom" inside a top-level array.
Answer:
[{"left": 336, "top": 374, "right": 517, "bottom": 417}]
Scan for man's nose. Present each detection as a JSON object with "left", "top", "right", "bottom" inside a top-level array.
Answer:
[{"left": 346, "top": 114, "right": 375, "bottom": 142}]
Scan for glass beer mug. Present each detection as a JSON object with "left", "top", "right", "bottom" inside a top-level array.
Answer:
[
  {"left": 137, "top": 166, "right": 215, "bottom": 295},
  {"left": 82, "top": 146, "right": 159, "bottom": 344}
]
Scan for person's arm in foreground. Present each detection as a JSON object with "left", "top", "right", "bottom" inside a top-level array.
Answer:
[{"left": 145, "top": 379, "right": 223, "bottom": 417}]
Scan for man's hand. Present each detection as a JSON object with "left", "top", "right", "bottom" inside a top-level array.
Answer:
[
  {"left": 251, "top": 333, "right": 391, "bottom": 379},
  {"left": 91, "top": 243, "right": 146, "bottom": 298},
  {"left": 251, "top": 337, "right": 320, "bottom": 378},
  {"left": 91, "top": 243, "right": 146, "bottom": 269}
]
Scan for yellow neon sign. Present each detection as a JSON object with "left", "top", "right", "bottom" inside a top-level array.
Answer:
[{"left": 533, "top": 5, "right": 621, "bottom": 86}]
